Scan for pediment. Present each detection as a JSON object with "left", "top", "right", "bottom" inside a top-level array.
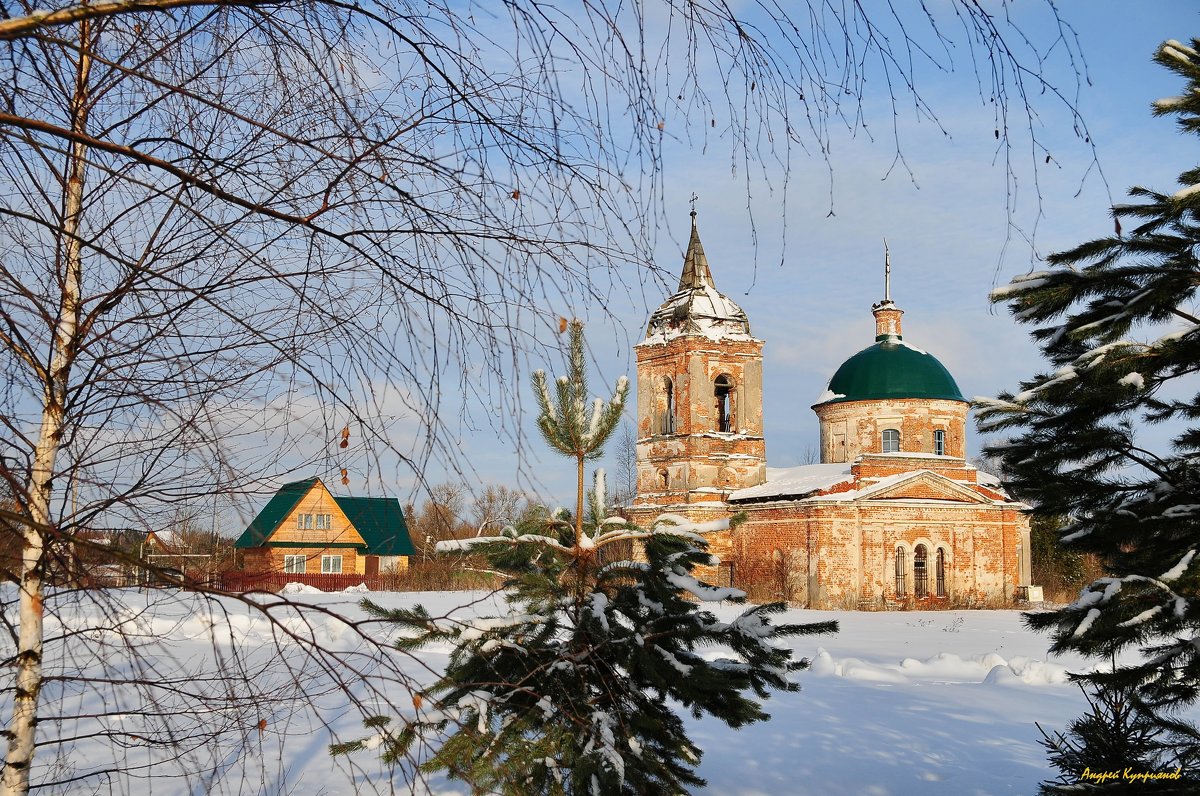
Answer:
[{"left": 854, "top": 470, "right": 992, "bottom": 504}]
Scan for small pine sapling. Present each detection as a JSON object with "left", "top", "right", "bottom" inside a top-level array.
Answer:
[
  {"left": 1037, "top": 682, "right": 1199, "bottom": 794},
  {"left": 333, "top": 320, "right": 837, "bottom": 795}
]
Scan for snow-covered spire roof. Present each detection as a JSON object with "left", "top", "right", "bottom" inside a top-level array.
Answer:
[{"left": 642, "top": 211, "right": 755, "bottom": 344}]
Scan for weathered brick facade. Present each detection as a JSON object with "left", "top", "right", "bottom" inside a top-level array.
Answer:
[{"left": 629, "top": 218, "right": 1031, "bottom": 609}]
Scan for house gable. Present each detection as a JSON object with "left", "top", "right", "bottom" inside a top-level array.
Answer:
[
  {"left": 235, "top": 478, "right": 365, "bottom": 549},
  {"left": 235, "top": 478, "right": 415, "bottom": 556}
]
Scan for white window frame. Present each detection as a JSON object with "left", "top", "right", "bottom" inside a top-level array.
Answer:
[
  {"left": 321, "top": 554, "right": 343, "bottom": 574},
  {"left": 283, "top": 554, "right": 306, "bottom": 574},
  {"left": 933, "top": 429, "right": 945, "bottom": 456},
  {"left": 315, "top": 513, "right": 331, "bottom": 530},
  {"left": 303, "top": 513, "right": 314, "bottom": 529},
  {"left": 882, "top": 428, "right": 900, "bottom": 453}
]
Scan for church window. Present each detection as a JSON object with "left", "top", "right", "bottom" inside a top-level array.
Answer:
[
  {"left": 934, "top": 429, "right": 945, "bottom": 456},
  {"left": 914, "top": 544, "right": 929, "bottom": 598},
  {"left": 661, "top": 377, "right": 676, "bottom": 434},
  {"left": 895, "top": 547, "right": 907, "bottom": 597},
  {"left": 714, "top": 375, "right": 733, "bottom": 432},
  {"left": 658, "top": 468, "right": 669, "bottom": 489},
  {"left": 882, "top": 428, "right": 900, "bottom": 453},
  {"left": 936, "top": 548, "right": 947, "bottom": 597}
]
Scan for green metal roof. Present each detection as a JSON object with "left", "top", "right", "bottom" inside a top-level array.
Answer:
[
  {"left": 815, "top": 336, "right": 966, "bottom": 406},
  {"left": 234, "top": 478, "right": 414, "bottom": 556},
  {"left": 234, "top": 478, "right": 315, "bottom": 549},
  {"left": 331, "top": 495, "right": 415, "bottom": 556}
]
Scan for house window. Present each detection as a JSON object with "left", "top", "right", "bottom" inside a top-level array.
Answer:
[
  {"left": 933, "top": 429, "right": 945, "bottom": 456},
  {"left": 321, "top": 555, "right": 343, "bottom": 574},
  {"left": 296, "top": 513, "right": 314, "bottom": 529},
  {"left": 936, "top": 548, "right": 947, "bottom": 598},
  {"left": 895, "top": 547, "right": 907, "bottom": 597},
  {"left": 882, "top": 428, "right": 900, "bottom": 453},
  {"left": 315, "top": 513, "right": 331, "bottom": 530},
  {"left": 283, "top": 555, "right": 306, "bottom": 574},
  {"left": 914, "top": 544, "right": 929, "bottom": 598},
  {"left": 714, "top": 375, "right": 733, "bottom": 432}
]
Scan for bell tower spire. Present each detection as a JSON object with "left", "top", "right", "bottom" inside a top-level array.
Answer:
[
  {"left": 884, "top": 238, "right": 892, "bottom": 302},
  {"left": 872, "top": 240, "right": 904, "bottom": 340},
  {"left": 678, "top": 208, "right": 715, "bottom": 291}
]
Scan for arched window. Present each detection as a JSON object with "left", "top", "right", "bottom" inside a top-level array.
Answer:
[
  {"left": 914, "top": 544, "right": 928, "bottom": 598},
  {"left": 661, "top": 377, "right": 676, "bottom": 434},
  {"left": 895, "top": 547, "right": 907, "bottom": 597},
  {"left": 933, "top": 429, "right": 945, "bottom": 456},
  {"left": 936, "top": 548, "right": 947, "bottom": 598},
  {"left": 714, "top": 375, "right": 734, "bottom": 432},
  {"left": 882, "top": 428, "right": 900, "bottom": 453}
]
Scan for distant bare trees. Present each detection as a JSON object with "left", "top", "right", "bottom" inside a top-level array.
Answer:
[
  {"left": 610, "top": 422, "right": 639, "bottom": 509},
  {"left": 408, "top": 483, "right": 535, "bottom": 555},
  {"left": 0, "top": 1, "right": 1097, "bottom": 793}
]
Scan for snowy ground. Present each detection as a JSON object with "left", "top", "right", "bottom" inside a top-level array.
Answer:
[{"left": 5, "top": 586, "right": 1171, "bottom": 795}]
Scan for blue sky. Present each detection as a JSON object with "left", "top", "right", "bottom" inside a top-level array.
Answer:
[{"left": 292, "top": 2, "right": 1200, "bottom": 518}]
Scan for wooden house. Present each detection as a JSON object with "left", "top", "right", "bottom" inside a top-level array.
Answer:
[{"left": 234, "top": 478, "right": 414, "bottom": 579}]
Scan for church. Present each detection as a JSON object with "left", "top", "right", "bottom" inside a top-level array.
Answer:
[{"left": 626, "top": 213, "right": 1033, "bottom": 609}]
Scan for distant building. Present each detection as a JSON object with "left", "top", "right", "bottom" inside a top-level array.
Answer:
[
  {"left": 144, "top": 528, "right": 183, "bottom": 554},
  {"left": 626, "top": 213, "right": 1032, "bottom": 608},
  {"left": 234, "top": 477, "right": 414, "bottom": 580}
]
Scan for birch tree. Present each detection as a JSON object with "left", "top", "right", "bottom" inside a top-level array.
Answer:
[{"left": 0, "top": 1, "right": 1096, "bottom": 793}]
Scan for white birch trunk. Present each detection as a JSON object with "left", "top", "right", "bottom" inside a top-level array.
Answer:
[{"left": 1, "top": 21, "right": 91, "bottom": 796}]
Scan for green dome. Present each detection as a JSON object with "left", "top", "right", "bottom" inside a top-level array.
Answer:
[{"left": 815, "top": 336, "right": 965, "bottom": 406}]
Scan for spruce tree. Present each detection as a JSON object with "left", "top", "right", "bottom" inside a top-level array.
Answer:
[
  {"left": 978, "top": 38, "right": 1200, "bottom": 769},
  {"left": 334, "top": 320, "right": 837, "bottom": 794}
]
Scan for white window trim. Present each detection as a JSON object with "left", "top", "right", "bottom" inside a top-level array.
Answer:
[
  {"left": 283, "top": 554, "right": 306, "bottom": 574},
  {"left": 321, "top": 554, "right": 343, "bottom": 574}
]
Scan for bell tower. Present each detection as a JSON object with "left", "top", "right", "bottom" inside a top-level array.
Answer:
[{"left": 632, "top": 211, "right": 766, "bottom": 512}]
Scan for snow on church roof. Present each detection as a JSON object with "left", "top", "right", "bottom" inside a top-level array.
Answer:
[
  {"left": 729, "top": 463, "right": 853, "bottom": 502},
  {"left": 640, "top": 212, "right": 759, "bottom": 345}
]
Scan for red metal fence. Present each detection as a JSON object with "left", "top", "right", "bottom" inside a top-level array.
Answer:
[{"left": 220, "top": 571, "right": 405, "bottom": 593}]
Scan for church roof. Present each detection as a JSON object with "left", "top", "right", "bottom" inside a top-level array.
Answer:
[
  {"left": 814, "top": 336, "right": 966, "bottom": 406},
  {"left": 642, "top": 212, "right": 756, "bottom": 344},
  {"left": 728, "top": 464, "right": 853, "bottom": 502}
]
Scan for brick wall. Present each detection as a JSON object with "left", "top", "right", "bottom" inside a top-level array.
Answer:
[
  {"left": 728, "top": 496, "right": 1027, "bottom": 608},
  {"left": 634, "top": 334, "right": 767, "bottom": 507},
  {"left": 815, "top": 398, "right": 968, "bottom": 463}
]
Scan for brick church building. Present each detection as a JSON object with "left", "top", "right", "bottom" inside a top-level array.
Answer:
[{"left": 626, "top": 213, "right": 1032, "bottom": 609}]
